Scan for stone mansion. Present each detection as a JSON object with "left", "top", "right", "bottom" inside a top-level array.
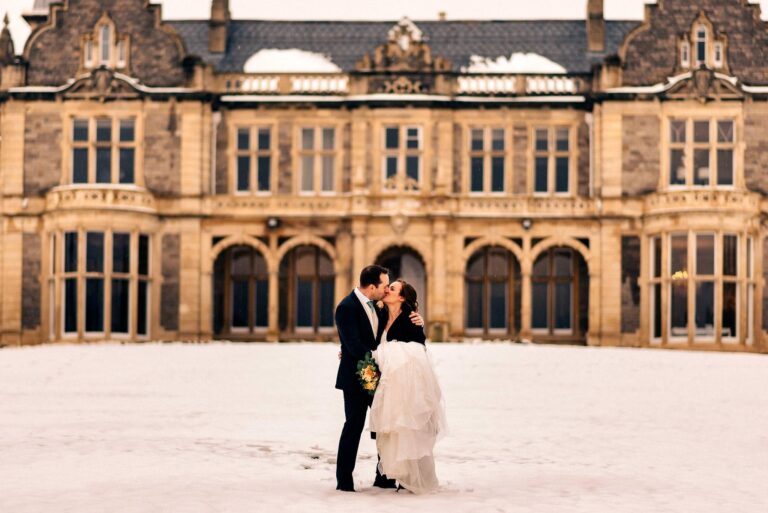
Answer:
[{"left": 1, "top": 0, "right": 767, "bottom": 352}]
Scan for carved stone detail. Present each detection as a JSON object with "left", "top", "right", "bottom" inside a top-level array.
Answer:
[{"left": 355, "top": 17, "right": 451, "bottom": 73}]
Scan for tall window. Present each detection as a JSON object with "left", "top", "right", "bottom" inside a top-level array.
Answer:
[
  {"left": 680, "top": 41, "right": 690, "bottom": 68},
  {"left": 100, "top": 25, "right": 112, "bottom": 65},
  {"left": 235, "top": 127, "right": 272, "bottom": 193},
  {"left": 71, "top": 117, "right": 136, "bottom": 184},
  {"left": 465, "top": 247, "right": 520, "bottom": 336},
  {"left": 534, "top": 127, "right": 571, "bottom": 195},
  {"left": 226, "top": 246, "right": 269, "bottom": 333},
  {"left": 668, "top": 119, "right": 734, "bottom": 188},
  {"left": 279, "top": 246, "right": 335, "bottom": 334},
  {"left": 382, "top": 126, "right": 421, "bottom": 192},
  {"left": 696, "top": 26, "right": 707, "bottom": 66},
  {"left": 531, "top": 247, "right": 589, "bottom": 341},
  {"left": 469, "top": 128, "right": 506, "bottom": 193},
  {"left": 300, "top": 127, "right": 336, "bottom": 194},
  {"left": 653, "top": 232, "right": 748, "bottom": 344},
  {"left": 58, "top": 230, "right": 150, "bottom": 339}
]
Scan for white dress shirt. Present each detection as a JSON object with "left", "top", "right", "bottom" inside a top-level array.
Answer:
[{"left": 354, "top": 287, "right": 378, "bottom": 336}]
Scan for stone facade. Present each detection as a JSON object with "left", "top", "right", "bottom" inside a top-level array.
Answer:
[{"left": 1, "top": 0, "right": 767, "bottom": 353}]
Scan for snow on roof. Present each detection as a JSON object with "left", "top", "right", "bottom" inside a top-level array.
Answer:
[
  {"left": 462, "top": 52, "right": 567, "bottom": 74},
  {"left": 242, "top": 49, "right": 341, "bottom": 73}
]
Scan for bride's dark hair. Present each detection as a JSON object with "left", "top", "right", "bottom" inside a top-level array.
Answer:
[{"left": 395, "top": 279, "right": 419, "bottom": 313}]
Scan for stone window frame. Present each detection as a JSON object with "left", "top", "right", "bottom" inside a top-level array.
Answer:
[
  {"left": 232, "top": 125, "right": 274, "bottom": 195},
  {"left": 80, "top": 12, "right": 130, "bottom": 72},
  {"left": 678, "top": 15, "right": 728, "bottom": 72},
  {"left": 380, "top": 124, "right": 423, "bottom": 193},
  {"left": 53, "top": 228, "right": 151, "bottom": 342},
  {"left": 530, "top": 125, "right": 575, "bottom": 197},
  {"left": 296, "top": 125, "right": 340, "bottom": 195},
  {"left": 466, "top": 126, "right": 510, "bottom": 195},
  {"left": 665, "top": 116, "right": 737, "bottom": 190},
  {"left": 464, "top": 246, "right": 521, "bottom": 337},
  {"left": 67, "top": 114, "right": 140, "bottom": 186},
  {"left": 648, "top": 230, "right": 754, "bottom": 347}
]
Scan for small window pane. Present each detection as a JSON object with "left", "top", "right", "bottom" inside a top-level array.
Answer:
[
  {"left": 466, "top": 281, "right": 483, "bottom": 328},
  {"left": 489, "top": 282, "right": 508, "bottom": 329},
  {"left": 696, "top": 234, "right": 714, "bottom": 275},
  {"left": 119, "top": 119, "right": 135, "bottom": 142},
  {"left": 100, "top": 25, "right": 111, "bottom": 63},
  {"left": 296, "top": 279, "right": 313, "bottom": 327},
  {"left": 491, "top": 157, "right": 504, "bottom": 192},
  {"left": 231, "top": 280, "right": 249, "bottom": 328},
  {"left": 85, "top": 278, "right": 104, "bottom": 332},
  {"left": 487, "top": 249, "right": 509, "bottom": 279},
  {"left": 111, "top": 278, "right": 130, "bottom": 334},
  {"left": 257, "top": 156, "right": 270, "bottom": 191},
  {"left": 86, "top": 232, "right": 104, "bottom": 273},
  {"left": 406, "top": 128, "right": 419, "bottom": 149},
  {"left": 555, "top": 157, "right": 569, "bottom": 192},
  {"left": 96, "top": 147, "right": 111, "bottom": 183},
  {"left": 723, "top": 282, "right": 737, "bottom": 338},
  {"left": 653, "top": 283, "right": 662, "bottom": 338},
  {"left": 747, "top": 238, "right": 753, "bottom": 279},
  {"left": 670, "top": 234, "right": 687, "bottom": 277},
  {"left": 554, "top": 249, "right": 573, "bottom": 277},
  {"left": 670, "top": 149, "right": 686, "bottom": 185},
  {"left": 653, "top": 236, "right": 662, "bottom": 278},
  {"left": 670, "top": 279, "right": 688, "bottom": 337},
  {"left": 257, "top": 128, "right": 270, "bottom": 150},
  {"left": 491, "top": 129, "right": 504, "bottom": 151},
  {"left": 535, "top": 157, "right": 548, "bottom": 192},
  {"left": 73, "top": 148, "right": 89, "bottom": 183},
  {"left": 138, "top": 235, "right": 149, "bottom": 276},
  {"left": 533, "top": 255, "right": 548, "bottom": 277},
  {"left": 405, "top": 156, "right": 419, "bottom": 182},
  {"left": 119, "top": 148, "right": 134, "bottom": 184},
  {"left": 670, "top": 120, "right": 686, "bottom": 143},
  {"left": 231, "top": 246, "right": 251, "bottom": 276},
  {"left": 73, "top": 119, "right": 89, "bottom": 141},
  {"left": 555, "top": 128, "right": 569, "bottom": 151},
  {"left": 723, "top": 234, "right": 737, "bottom": 276},
  {"left": 693, "top": 149, "right": 709, "bottom": 186},
  {"left": 112, "top": 233, "right": 130, "bottom": 273},
  {"left": 695, "top": 281, "right": 715, "bottom": 338},
  {"left": 237, "top": 128, "right": 250, "bottom": 150},
  {"left": 96, "top": 118, "right": 111, "bottom": 142},
  {"left": 693, "top": 120, "right": 709, "bottom": 143},
  {"left": 64, "top": 232, "right": 78, "bottom": 273},
  {"left": 535, "top": 128, "right": 549, "bottom": 151},
  {"left": 319, "top": 279, "right": 335, "bottom": 327},
  {"left": 301, "top": 155, "right": 314, "bottom": 192},
  {"left": 137, "top": 280, "right": 148, "bottom": 335},
  {"left": 554, "top": 282, "right": 572, "bottom": 330},
  {"left": 386, "top": 156, "right": 398, "bottom": 178},
  {"left": 717, "top": 149, "right": 733, "bottom": 186},
  {"left": 301, "top": 128, "right": 314, "bottom": 151},
  {"left": 64, "top": 278, "right": 78, "bottom": 333},
  {"left": 385, "top": 127, "right": 399, "bottom": 149},
  {"left": 717, "top": 121, "right": 734, "bottom": 143},
  {"left": 237, "top": 156, "right": 250, "bottom": 191},
  {"left": 532, "top": 282, "right": 548, "bottom": 329},
  {"left": 322, "top": 128, "right": 335, "bottom": 150},
  {"left": 255, "top": 279, "right": 269, "bottom": 327},
  {"left": 471, "top": 129, "right": 484, "bottom": 151},
  {"left": 321, "top": 155, "right": 335, "bottom": 191},
  {"left": 467, "top": 253, "right": 485, "bottom": 277},
  {"left": 470, "top": 157, "right": 484, "bottom": 192}
]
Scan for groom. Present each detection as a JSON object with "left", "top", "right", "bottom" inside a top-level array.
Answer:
[{"left": 334, "top": 264, "right": 423, "bottom": 492}]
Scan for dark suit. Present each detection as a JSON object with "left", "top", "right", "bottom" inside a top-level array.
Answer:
[{"left": 334, "top": 290, "right": 387, "bottom": 490}]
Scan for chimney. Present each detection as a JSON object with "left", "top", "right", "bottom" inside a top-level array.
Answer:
[
  {"left": 438, "top": 11, "right": 446, "bottom": 21},
  {"left": 209, "top": 0, "right": 230, "bottom": 54},
  {"left": 587, "top": 0, "right": 605, "bottom": 53}
]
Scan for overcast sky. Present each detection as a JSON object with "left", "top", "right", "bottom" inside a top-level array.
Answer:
[{"left": 3, "top": 0, "right": 768, "bottom": 54}]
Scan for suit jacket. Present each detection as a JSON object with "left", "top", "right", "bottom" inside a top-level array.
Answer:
[
  {"left": 382, "top": 305, "right": 426, "bottom": 345},
  {"left": 335, "top": 291, "right": 386, "bottom": 390}
]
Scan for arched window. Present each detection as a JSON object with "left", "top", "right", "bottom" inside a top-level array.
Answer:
[
  {"left": 279, "top": 245, "right": 335, "bottom": 334},
  {"left": 465, "top": 247, "right": 521, "bottom": 337}
]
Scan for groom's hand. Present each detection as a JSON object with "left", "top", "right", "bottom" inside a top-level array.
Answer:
[
  {"left": 409, "top": 312, "right": 424, "bottom": 327},
  {"left": 338, "top": 350, "right": 342, "bottom": 360}
]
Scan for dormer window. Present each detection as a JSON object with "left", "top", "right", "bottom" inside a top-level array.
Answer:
[
  {"left": 81, "top": 13, "right": 129, "bottom": 71},
  {"left": 680, "top": 41, "right": 690, "bottom": 68},
  {"left": 714, "top": 42, "right": 724, "bottom": 68},
  {"left": 695, "top": 26, "right": 707, "bottom": 66}
]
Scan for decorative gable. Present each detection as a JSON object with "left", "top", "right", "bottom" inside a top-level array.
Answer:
[{"left": 355, "top": 17, "right": 451, "bottom": 73}]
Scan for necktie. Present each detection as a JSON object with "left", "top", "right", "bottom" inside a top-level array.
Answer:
[{"left": 367, "top": 301, "right": 378, "bottom": 333}]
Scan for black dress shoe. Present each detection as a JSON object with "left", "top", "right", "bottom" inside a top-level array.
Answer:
[
  {"left": 336, "top": 484, "right": 355, "bottom": 492},
  {"left": 372, "top": 476, "right": 397, "bottom": 489}
]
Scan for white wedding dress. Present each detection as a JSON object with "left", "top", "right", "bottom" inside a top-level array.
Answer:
[{"left": 369, "top": 334, "right": 447, "bottom": 494}]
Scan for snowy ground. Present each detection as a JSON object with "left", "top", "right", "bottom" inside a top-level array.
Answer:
[{"left": 1, "top": 342, "right": 766, "bottom": 513}]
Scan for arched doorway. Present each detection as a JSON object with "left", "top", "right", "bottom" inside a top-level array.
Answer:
[
  {"left": 531, "top": 246, "right": 589, "bottom": 343},
  {"left": 279, "top": 245, "right": 335, "bottom": 335},
  {"left": 212, "top": 245, "right": 269, "bottom": 339},
  {"left": 465, "top": 246, "right": 521, "bottom": 338},
  {"left": 376, "top": 246, "right": 427, "bottom": 319}
]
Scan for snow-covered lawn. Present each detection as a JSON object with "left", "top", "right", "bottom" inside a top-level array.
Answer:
[{"left": 0, "top": 342, "right": 766, "bottom": 513}]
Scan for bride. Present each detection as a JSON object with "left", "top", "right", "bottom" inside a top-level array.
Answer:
[{"left": 369, "top": 279, "right": 447, "bottom": 494}]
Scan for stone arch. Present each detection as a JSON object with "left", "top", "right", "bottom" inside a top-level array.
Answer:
[
  {"left": 530, "top": 236, "right": 592, "bottom": 272},
  {"left": 368, "top": 238, "right": 431, "bottom": 274},
  {"left": 462, "top": 236, "right": 524, "bottom": 266},
  {"left": 211, "top": 234, "right": 274, "bottom": 272},
  {"left": 276, "top": 234, "right": 338, "bottom": 271}
]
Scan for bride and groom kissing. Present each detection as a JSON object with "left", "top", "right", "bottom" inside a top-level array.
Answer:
[{"left": 335, "top": 265, "right": 447, "bottom": 494}]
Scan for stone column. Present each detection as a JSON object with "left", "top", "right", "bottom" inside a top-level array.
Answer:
[
  {"left": 430, "top": 218, "right": 448, "bottom": 340},
  {"left": 267, "top": 235, "right": 280, "bottom": 342},
  {"left": 520, "top": 236, "right": 532, "bottom": 340}
]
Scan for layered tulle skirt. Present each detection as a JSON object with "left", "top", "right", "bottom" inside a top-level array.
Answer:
[{"left": 369, "top": 340, "right": 447, "bottom": 494}]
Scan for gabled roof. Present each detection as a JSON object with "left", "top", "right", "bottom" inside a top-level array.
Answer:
[{"left": 168, "top": 19, "right": 640, "bottom": 74}]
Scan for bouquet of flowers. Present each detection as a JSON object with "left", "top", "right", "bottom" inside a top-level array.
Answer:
[{"left": 357, "top": 351, "right": 380, "bottom": 396}]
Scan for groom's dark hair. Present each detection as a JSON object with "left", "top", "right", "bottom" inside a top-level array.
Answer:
[{"left": 360, "top": 265, "right": 389, "bottom": 288}]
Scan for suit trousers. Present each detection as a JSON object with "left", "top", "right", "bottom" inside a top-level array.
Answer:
[{"left": 336, "top": 385, "right": 385, "bottom": 488}]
